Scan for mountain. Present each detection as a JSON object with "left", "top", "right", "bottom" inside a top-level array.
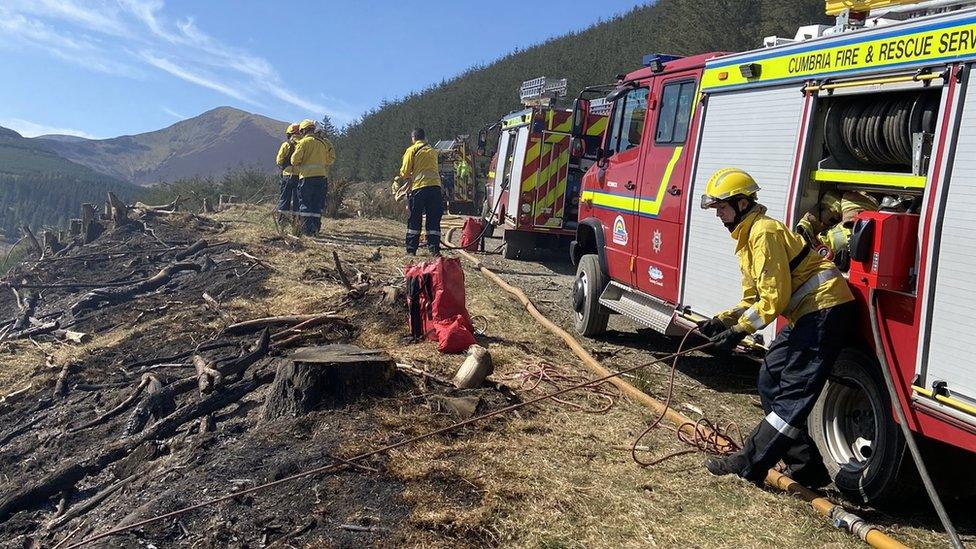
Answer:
[
  {"left": 0, "top": 128, "right": 139, "bottom": 240},
  {"left": 334, "top": 0, "right": 829, "bottom": 181},
  {"left": 36, "top": 106, "right": 288, "bottom": 186}
]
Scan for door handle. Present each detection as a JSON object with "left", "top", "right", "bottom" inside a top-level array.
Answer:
[
  {"left": 668, "top": 185, "right": 681, "bottom": 196},
  {"left": 625, "top": 181, "right": 636, "bottom": 190}
]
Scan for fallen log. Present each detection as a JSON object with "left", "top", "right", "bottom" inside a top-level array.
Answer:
[
  {"left": 70, "top": 262, "right": 202, "bottom": 315},
  {"left": 7, "top": 321, "right": 59, "bottom": 340},
  {"left": 223, "top": 314, "right": 321, "bottom": 336},
  {"left": 173, "top": 239, "right": 208, "bottom": 261},
  {"left": 131, "top": 195, "right": 183, "bottom": 212},
  {"left": 192, "top": 355, "right": 222, "bottom": 395},
  {"left": 0, "top": 370, "right": 275, "bottom": 524},
  {"left": 47, "top": 474, "right": 137, "bottom": 531},
  {"left": 125, "top": 340, "right": 238, "bottom": 373},
  {"left": 68, "top": 375, "right": 156, "bottom": 434}
]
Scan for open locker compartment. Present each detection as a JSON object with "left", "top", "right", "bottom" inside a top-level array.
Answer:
[{"left": 791, "top": 72, "right": 946, "bottom": 283}]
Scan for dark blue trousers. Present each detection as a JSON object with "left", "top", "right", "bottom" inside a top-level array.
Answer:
[
  {"left": 739, "top": 300, "right": 857, "bottom": 482},
  {"left": 298, "top": 177, "right": 327, "bottom": 235},
  {"left": 277, "top": 175, "right": 299, "bottom": 215},
  {"left": 406, "top": 185, "right": 443, "bottom": 253}
]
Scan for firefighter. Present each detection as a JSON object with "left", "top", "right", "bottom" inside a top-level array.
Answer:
[
  {"left": 808, "top": 191, "right": 879, "bottom": 271},
  {"left": 399, "top": 128, "right": 442, "bottom": 255},
  {"left": 290, "top": 119, "right": 335, "bottom": 235},
  {"left": 795, "top": 191, "right": 841, "bottom": 245},
  {"left": 275, "top": 123, "right": 301, "bottom": 227},
  {"left": 696, "top": 168, "right": 856, "bottom": 487}
]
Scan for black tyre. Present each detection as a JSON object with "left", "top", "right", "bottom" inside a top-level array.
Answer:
[
  {"left": 573, "top": 254, "right": 610, "bottom": 337},
  {"left": 808, "top": 348, "right": 915, "bottom": 505}
]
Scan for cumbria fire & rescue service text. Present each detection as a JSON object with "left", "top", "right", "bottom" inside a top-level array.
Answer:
[{"left": 787, "top": 27, "right": 976, "bottom": 74}]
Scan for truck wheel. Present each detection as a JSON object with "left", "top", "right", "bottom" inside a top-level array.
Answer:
[
  {"left": 573, "top": 254, "right": 609, "bottom": 336},
  {"left": 808, "top": 348, "right": 915, "bottom": 505}
]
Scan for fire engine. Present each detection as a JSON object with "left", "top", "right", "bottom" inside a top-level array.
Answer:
[
  {"left": 569, "top": 0, "right": 976, "bottom": 505},
  {"left": 432, "top": 136, "right": 483, "bottom": 215},
  {"left": 478, "top": 77, "right": 609, "bottom": 259}
]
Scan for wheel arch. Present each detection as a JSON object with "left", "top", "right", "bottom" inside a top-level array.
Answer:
[{"left": 571, "top": 217, "right": 608, "bottom": 275}]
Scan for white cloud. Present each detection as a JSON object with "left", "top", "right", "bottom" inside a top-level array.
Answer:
[
  {"left": 161, "top": 106, "right": 186, "bottom": 120},
  {"left": 0, "top": 0, "right": 355, "bottom": 124},
  {"left": 141, "top": 52, "right": 258, "bottom": 105},
  {"left": 0, "top": 117, "right": 100, "bottom": 139}
]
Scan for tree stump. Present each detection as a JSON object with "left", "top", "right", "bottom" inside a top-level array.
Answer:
[{"left": 262, "top": 345, "right": 395, "bottom": 421}]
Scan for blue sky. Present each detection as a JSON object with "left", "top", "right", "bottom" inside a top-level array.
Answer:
[{"left": 0, "top": 1, "right": 648, "bottom": 139}]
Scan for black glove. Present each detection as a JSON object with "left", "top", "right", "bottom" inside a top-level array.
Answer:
[
  {"left": 695, "top": 317, "right": 726, "bottom": 338},
  {"left": 710, "top": 328, "right": 747, "bottom": 353}
]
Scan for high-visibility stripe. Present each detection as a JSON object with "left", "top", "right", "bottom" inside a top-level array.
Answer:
[
  {"left": 811, "top": 169, "right": 926, "bottom": 189},
  {"left": 742, "top": 306, "right": 766, "bottom": 331},
  {"left": 586, "top": 117, "right": 608, "bottom": 136},
  {"left": 637, "top": 146, "right": 684, "bottom": 217},
  {"left": 580, "top": 190, "right": 636, "bottom": 213},
  {"left": 765, "top": 411, "right": 801, "bottom": 439},
  {"left": 786, "top": 268, "right": 841, "bottom": 314},
  {"left": 426, "top": 231, "right": 441, "bottom": 236},
  {"left": 524, "top": 141, "right": 542, "bottom": 166},
  {"left": 406, "top": 229, "right": 421, "bottom": 235},
  {"left": 295, "top": 211, "right": 322, "bottom": 218}
]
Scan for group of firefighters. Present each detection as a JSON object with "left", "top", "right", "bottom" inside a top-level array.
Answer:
[
  {"left": 275, "top": 115, "right": 879, "bottom": 488},
  {"left": 276, "top": 124, "right": 444, "bottom": 255}
]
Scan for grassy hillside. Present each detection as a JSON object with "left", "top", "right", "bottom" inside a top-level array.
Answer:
[
  {"left": 334, "top": 0, "right": 828, "bottom": 182},
  {"left": 0, "top": 130, "right": 138, "bottom": 240},
  {"left": 37, "top": 106, "right": 288, "bottom": 185}
]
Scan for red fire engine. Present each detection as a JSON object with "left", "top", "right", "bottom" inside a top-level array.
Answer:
[
  {"left": 570, "top": 3, "right": 976, "bottom": 505},
  {"left": 478, "top": 77, "right": 608, "bottom": 259}
]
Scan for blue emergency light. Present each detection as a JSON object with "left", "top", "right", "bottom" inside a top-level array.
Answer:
[{"left": 642, "top": 54, "right": 683, "bottom": 73}]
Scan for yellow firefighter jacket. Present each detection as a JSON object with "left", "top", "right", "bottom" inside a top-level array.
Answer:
[
  {"left": 716, "top": 208, "right": 854, "bottom": 335},
  {"left": 290, "top": 135, "right": 335, "bottom": 179},
  {"left": 276, "top": 140, "right": 296, "bottom": 176},
  {"left": 399, "top": 141, "right": 441, "bottom": 191}
]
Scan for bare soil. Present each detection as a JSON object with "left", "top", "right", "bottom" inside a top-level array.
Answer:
[{"left": 0, "top": 206, "right": 970, "bottom": 548}]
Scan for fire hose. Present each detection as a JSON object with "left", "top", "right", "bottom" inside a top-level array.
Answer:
[
  {"left": 454, "top": 248, "right": 910, "bottom": 549},
  {"left": 65, "top": 258, "right": 912, "bottom": 548}
]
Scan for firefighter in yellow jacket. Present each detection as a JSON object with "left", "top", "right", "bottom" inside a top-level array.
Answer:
[
  {"left": 275, "top": 123, "right": 301, "bottom": 226},
  {"left": 398, "top": 128, "right": 442, "bottom": 255},
  {"left": 290, "top": 119, "right": 335, "bottom": 235},
  {"left": 697, "top": 168, "right": 856, "bottom": 487}
]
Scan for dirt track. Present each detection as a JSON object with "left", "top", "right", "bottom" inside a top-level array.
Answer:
[{"left": 0, "top": 208, "right": 970, "bottom": 548}]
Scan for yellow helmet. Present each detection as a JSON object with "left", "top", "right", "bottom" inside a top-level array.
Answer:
[
  {"left": 286, "top": 123, "right": 300, "bottom": 135},
  {"left": 700, "top": 168, "right": 760, "bottom": 209},
  {"left": 299, "top": 119, "right": 316, "bottom": 131}
]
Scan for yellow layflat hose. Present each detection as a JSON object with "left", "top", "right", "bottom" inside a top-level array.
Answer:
[{"left": 455, "top": 248, "right": 909, "bottom": 549}]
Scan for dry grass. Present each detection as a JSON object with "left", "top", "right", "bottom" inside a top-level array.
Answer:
[
  {"left": 210, "top": 204, "right": 960, "bottom": 548},
  {"left": 2, "top": 204, "right": 952, "bottom": 547}
]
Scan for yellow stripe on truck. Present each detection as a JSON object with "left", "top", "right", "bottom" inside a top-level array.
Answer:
[
  {"left": 702, "top": 15, "right": 976, "bottom": 90},
  {"left": 586, "top": 117, "right": 608, "bottom": 136},
  {"left": 637, "top": 146, "right": 683, "bottom": 217}
]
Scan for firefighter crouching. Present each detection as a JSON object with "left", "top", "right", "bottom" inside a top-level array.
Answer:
[
  {"left": 796, "top": 191, "right": 879, "bottom": 271},
  {"left": 697, "top": 168, "right": 856, "bottom": 487},
  {"left": 275, "top": 122, "right": 301, "bottom": 227},
  {"left": 290, "top": 119, "right": 336, "bottom": 236},
  {"left": 398, "top": 128, "right": 443, "bottom": 256}
]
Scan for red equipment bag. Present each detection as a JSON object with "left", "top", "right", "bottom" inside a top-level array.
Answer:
[
  {"left": 459, "top": 217, "right": 485, "bottom": 251},
  {"left": 405, "top": 257, "right": 473, "bottom": 344},
  {"left": 433, "top": 315, "right": 476, "bottom": 353}
]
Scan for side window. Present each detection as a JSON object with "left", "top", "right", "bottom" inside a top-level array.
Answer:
[
  {"left": 606, "top": 87, "right": 649, "bottom": 154},
  {"left": 500, "top": 130, "right": 517, "bottom": 188},
  {"left": 655, "top": 80, "right": 697, "bottom": 145}
]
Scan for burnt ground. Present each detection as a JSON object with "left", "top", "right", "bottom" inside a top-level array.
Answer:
[{"left": 0, "top": 206, "right": 971, "bottom": 548}]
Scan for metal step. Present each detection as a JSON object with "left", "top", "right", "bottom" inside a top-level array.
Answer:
[{"left": 599, "top": 281, "right": 679, "bottom": 335}]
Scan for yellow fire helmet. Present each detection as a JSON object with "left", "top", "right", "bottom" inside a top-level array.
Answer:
[
  {"left": 819, "top": 191, "right": 843, "bottom": 225},
  {"left": 299, "top": 119, "right": 317, "bottom": 131},
  {"left": 286, "top": 123, "right": 300, "bottom": 135},
  {"left": 700, "top": 168, "right": 760, "bottom": 209}
]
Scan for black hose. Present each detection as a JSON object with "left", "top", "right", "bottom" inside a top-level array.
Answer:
[{"left": 868, "top": 289, "right": 964, "bottom": 549}]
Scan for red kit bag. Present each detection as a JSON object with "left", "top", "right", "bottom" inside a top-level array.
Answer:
[
  {"left": 459, "top": 217, "right": 485, "bottom": 250},
  {"left": 433, "top": 315, "right": 476, "bottom": 353},
  {"left": 405, "top": 257, "right": 473, "bottom": 343}
]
